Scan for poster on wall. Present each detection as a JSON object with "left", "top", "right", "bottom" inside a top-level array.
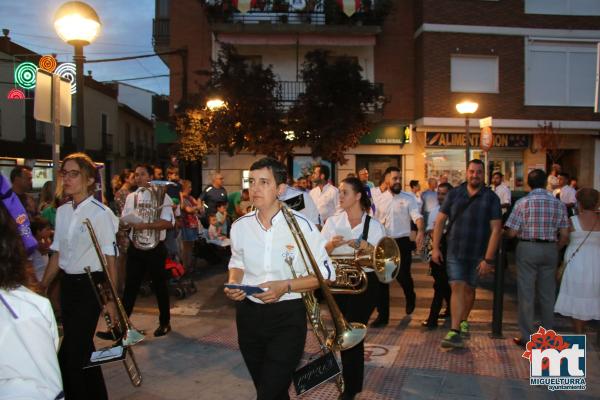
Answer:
[{"left": 292, "top": 156, "right": 333, "bottom": 182}]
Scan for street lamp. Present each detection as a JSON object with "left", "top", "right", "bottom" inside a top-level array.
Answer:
[
  {"left": 456, "top": 100, "right": 479, "bottom": 170},
  {"left": 206, "top": 98, "right": 226, "bottom": 172},
  {"left": 54, "top": 1, "right": 101, "bottom": 151}
]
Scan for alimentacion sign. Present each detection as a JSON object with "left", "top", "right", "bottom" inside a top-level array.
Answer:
[{"left": 426, "top": 132, "right": 529, "bottom": 148}]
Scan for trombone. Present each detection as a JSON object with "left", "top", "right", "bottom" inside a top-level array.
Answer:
[
  {"left": 83, "top": 218, "right": 144, "bottom": 387},
  {"left": 280, "top": 204, "right": 367, "bottom": 393}
]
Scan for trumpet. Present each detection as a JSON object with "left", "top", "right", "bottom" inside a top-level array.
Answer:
[{"left": 83, "top": 219, "right": 144, "bottom": 387}]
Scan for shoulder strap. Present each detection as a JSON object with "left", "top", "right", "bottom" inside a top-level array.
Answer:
[
  {"left": 571, "top": 216, "right": 582, "bottom": 232},
  {"left": 361, "top": 214, "right": 371, "bottom": 241}
]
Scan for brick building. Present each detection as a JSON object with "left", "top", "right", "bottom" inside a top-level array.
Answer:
[{"left": 155, "top": 0, "right": 600, "bottom": 191}]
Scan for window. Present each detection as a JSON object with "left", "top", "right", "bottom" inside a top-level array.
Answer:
[
  {"left": 525, "top": 41, "right": 596, "bottom": 107},
  {"left": 451, "top": 56, "right": 499, "bottom": 93},
  {"left": 525, "top": 0, "right": 600, "bottom": 16},
  {"left": 101, "top": 113, "right": 108, "bottom": 135}
]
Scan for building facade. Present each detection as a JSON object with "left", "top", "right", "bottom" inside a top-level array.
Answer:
[{"left": 155, "top": 0, "right": 600, "bottom": 191}]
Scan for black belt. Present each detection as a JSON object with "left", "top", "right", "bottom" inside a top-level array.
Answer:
[
  {"left": 63, "top": 271, "right": 103, "bottom": 281},
  {"left": 519, "top": 239, "right": 556, "bottom": 243}
]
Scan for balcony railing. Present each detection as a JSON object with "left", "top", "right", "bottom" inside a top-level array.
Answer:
[
  {"left": 275, "top": 80, "right": 383, "bottom": 111},
  {"left": 153, "top": 18, "right": 170, "bottom": 47},
  {"left": 203, "top": 0, "right": 389, "bottom": 26}
]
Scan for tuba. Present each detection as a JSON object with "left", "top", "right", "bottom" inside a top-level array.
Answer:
[
  {"left": 330, "top": 236, "right": 400, "bottom": 291},
  {"left": 83, "top": 219, "right": 144, "bottom": 387},
  {"left": 131, "top": 180, "right": 174, "bottom": 250}
]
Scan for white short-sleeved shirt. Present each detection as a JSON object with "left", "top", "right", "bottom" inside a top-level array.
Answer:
[
  {"left": 122, "top": 187, "right": 175, "bottom": 242},
  {"left": 0, "top": 286, "right": 62, "bottom": 400},
  {"left": 426, "top": 205, "right": 440, "bottom": 232},
  {"left": 494, "top": 183, "right": 512, "bottom": 206},
  {"left": 309, "top": 183, "right": 340, "bottom": 224},
  {"left": 228, "top": 208, "right": 334, "bottom": 304},
  {"left": 321, "top": 212, "right": 386, "bottom": 272},
  {"left": 559, "top": 185, "right": 576, "bottom": 205},
  {"left": 421, "top": 190, "right": 438, "bottom": 214},
  {"left": 50, "top": 195, "right": 118, "bottom": 274},
  {"left": 370, "top": 187, "right": 383, "bottom": 206},
  {"left": 374, "top": 190, "right": 392, "bottom": 223},
  {"left": 380, "top": 191, "right": 423, "bottom": 238},
  {"left": 280, "top": 186, "right": 321, "bottom": 226}
]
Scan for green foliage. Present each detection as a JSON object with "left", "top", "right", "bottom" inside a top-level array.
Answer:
[{"left": 288, "top": 49, "right": 384, "bottom": 164}]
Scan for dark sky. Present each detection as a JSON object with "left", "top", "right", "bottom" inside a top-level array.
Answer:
[{"left": 1, "top": 0, "right": 169, "bottom": 94}]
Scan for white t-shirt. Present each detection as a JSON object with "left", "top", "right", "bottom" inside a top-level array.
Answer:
[
  {"left": 228, "top": 209, "right": 334, "bottom": 304},
  {"left": 0, "top": 286, "right": 62, "bottom": 400},
  {"left": 280, "top": 186, "right": 321, "bottom": 226},
  {"left": 309, "top": 183, "right": 340, "bottom": 224},
  {"left": 122, "top": 187, "right": 175, "bottom": 242},
  {"left": 380, "top": 191, "right": 423, "bottom": 238},
  {"left": 321, "top": 212, "right": 386, "bottom": 272},
  {"left": 50, "top": 195, "right": 119, "bottom": 274},
  {"left": 559, "top": 185, "right": 576, "bottom": 205},
  {"left": 494, "top": 183, "right": 512, "bottom": 207}
]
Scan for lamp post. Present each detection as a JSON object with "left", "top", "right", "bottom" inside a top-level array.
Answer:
[
  {"left": 456, "top": 100, "right": 479, "bottom": 170},
  {"left": 54, "top": 1, "right": 101, "bottom": 152},
  {"left": 206, "top": 98, "right": 226, "bottom": 172}
]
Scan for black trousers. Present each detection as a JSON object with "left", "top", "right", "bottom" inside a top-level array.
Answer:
[
  {"left": 122, "top": 242, "right": 170, "bottom": 325},
  {"left": 374, "top": 236, "right": 415, "bottom": 321},
  {"left": 425, "top": 260, "right": 451, "bottom": 324},
  {"left": 59, "top": 272, "right": 107, "bottom": 400},
  {"left": 335, "top": 271, "right": 378, "bottom": 395},
  {"left": 236, "top": 299, "right": 307, "bottom": 400}
]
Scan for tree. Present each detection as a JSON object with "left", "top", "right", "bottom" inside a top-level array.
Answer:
[
  {"left": 174, "top": 44, "right": 291, "bottom": 162},
  {"left": 288, "top": 50, "right": 385, "bottom": 164}
]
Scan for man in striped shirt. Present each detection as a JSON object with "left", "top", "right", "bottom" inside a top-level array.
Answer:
[{"left": 505, "top": 169, "right": 569, "bottom": 348}]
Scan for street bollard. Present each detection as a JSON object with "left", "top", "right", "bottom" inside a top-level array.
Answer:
[{"left": 490, "top": 237, "right": 506, "bottom": 339}]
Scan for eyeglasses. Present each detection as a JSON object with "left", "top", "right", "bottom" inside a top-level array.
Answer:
[{"left": 60, "top": 169, "right": 81, "bottom": 179}]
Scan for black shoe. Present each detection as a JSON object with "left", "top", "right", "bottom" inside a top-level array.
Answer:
[
  {"left": 513, "top": 337, "right": 526, "bottom": 349},
  {"left": 421, "top": 320, "right": 437, "bottom": 330},
  {"left": 339, "top": 391, "right": 356, "bottom": 400},
  {"left": 406, "top": 293, "right": 416, "bottom": 315},
  {"left": 370, "top": 317, "right": 388, "bottom": 328},
  {"left": 154, "top": 324, "right": 171, "bottom": 337},
  {"left": 96, "top": 329, "right": 120, "bottom": 341}
]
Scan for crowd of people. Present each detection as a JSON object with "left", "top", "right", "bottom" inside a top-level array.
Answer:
[{"left": 1, "top": 153, "right": 598, "bottom": 400}]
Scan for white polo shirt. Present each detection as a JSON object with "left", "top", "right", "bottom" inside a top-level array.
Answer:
[
  {"left": 426, "top": 205, "right": 440, "bottom": 232},
  {"left": 122, "top": 187, "right": 175, "bottom": 242},
  {"left": 370, "top": 187, "right": 384, "bottom": 206},
  {"left": 309, "top": 183, "right": 340, "bottom": 224},
  {"left": 380, "top": 191, "right": 423, "bottom": 238},
  {"left": 421, "top": 190, "right": 438, "bottom": 214},
  {"left": 50, "top": 195, "right": 118, "bottom": 274},
  {"left": 280, "top": 186, "right": 321, "bottom": 226},
  {"left": 493, "top": 183, "right": 512, "bottom": 207},
  {"left": 374, "top": 190, "right": 393, "bottom": 223},
  {"left": 228, "top": 208, "right": 334, "bottom": 304},
  {"left": 0, "top": 286, "right": 62, "bottom": 400},
  {"left": 321, "top": 212, "right": 386, "bottom": 272}
]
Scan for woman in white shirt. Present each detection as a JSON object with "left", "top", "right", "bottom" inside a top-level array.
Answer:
[
  {"left": 321, "top": 177, "right": 386, "bottom": 400},
  {"left": 41, "top": 152, "right": 118, "bottom": 400},
  {"left": 0, "top": 203, "right": 63, "bottom": 400},
  {"left": 224, "top": 157, "right": 333, "bottom": 400}
]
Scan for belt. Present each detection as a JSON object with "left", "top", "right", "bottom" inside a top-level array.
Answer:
[
  {"left": 519, "top": 239, "right": 556, "bottom": 243},
  {"left": 63, "top": 271, "right": 103, "bottom": 281}
]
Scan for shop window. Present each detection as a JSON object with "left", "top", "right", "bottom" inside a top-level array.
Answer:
[
  {"left": 425, "top": 149, "right": 469, "bottom": 187},
  {"left": 525, "top": 40, "right": 596, "bottom": 107},
  {"left": 451, "top": 55, "right": 499, "bottom": 93},
  {"left": 525, "top": 0, "right": 600, "bottom": 16}
]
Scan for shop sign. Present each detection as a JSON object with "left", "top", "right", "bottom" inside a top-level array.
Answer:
[
  {"left": 426, "top": 132, "right": 529, "bottom": 148},
  {"left": 360, "top": 123, "right": 410, "bottom": 145}
]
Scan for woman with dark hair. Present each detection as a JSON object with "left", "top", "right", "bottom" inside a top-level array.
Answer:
[
  {"left": 40, "top": 152, "right": 119, "bottom": 400},
  {"left": 0, "top": 203, "right": 63, "bottom": 399},
  {"left": 321, "top": 177, "right": 386, "bottom": 400},
  {"left": 555, "top": 188, "right": 600, "bottom": 333}
]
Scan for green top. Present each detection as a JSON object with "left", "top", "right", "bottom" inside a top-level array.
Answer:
[
  {"left": 41, "top": 206, "right": 56, "bottom": 227},
  {"left": 227, "top": 191, "right": 242, "bottom": 217}
]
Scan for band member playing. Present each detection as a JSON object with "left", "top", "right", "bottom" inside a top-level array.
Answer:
[
  {"left": 40, "top": 152, "right": 119, "bottom": 400},
  {"left": 321, "top": 177, "right": 385, "bottom": 400},
  {"left": 224, "top": 157, "right": 334, "bottom": 400},
  {"left": 121, "top": 164, "right": 174, "bottom": 337}
]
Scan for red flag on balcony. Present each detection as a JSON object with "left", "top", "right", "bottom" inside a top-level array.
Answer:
[
  {"left": 336, "top": 0, "right": 361, "bottom": 16},
  {"left": 233, "top": 0, "right": 252, "bottom": 13}
]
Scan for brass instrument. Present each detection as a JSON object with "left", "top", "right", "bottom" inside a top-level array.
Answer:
[
  {"left": 83, "top": 219, "right": 144, "bottom": 387},
  {"left": 330, "top": 236, "right": 401, "bottom": 290},
  {"left": 280, "top": 204, "right": 367, "bottom": 351},
  {"left": 131, "top": 180, "right": 173, "bottom": 250}
]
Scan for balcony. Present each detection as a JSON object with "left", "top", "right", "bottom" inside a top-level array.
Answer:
[
  {"left": 152, "top": 18, "right": 170, "bottom": 52},
  {"left": 203, "top": 0, "right": 390, "bottom": 27},
  {"left": 275, "top": 80, "right": 383, "bottom": 111}
]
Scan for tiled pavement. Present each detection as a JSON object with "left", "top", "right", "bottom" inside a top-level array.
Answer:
[{"left": 101, "top": 261, "right": 600, "bottom": 399}]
